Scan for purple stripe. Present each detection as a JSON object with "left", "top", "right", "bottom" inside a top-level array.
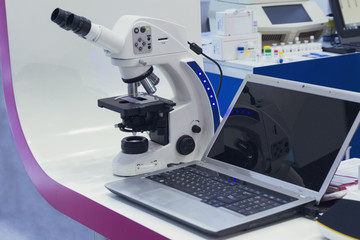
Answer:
[{"left": 0, "top": 1, "right": 167, "bottom": 239}]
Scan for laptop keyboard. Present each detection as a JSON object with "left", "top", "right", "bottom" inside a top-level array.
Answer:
[
  {"left": 342, "top": 43, "right": 360, "bottom": 51},
  {"left": 147, "top": 165, "right": 296, "bottom": 216}
]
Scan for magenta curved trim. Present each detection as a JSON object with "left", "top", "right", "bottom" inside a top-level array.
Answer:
[{"left": 0, "top": 1, "right": 167, "bottom": 239}]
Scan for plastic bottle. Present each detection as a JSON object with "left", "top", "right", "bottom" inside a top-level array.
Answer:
[
  {"left": 310, "top": 35, "right": 315, "bottom": 43},
  {"left": 295, "top": 37, "right": 301, "bottom": 53},
  {"left": 280, "top": 42, "right": 285, "bottom": 51},
  {"left": 245, "top": 50, "right": 250, "bottom": 60},
  {"left": 314, "top": 42, "right": 322, "bottom": 51},
  {"left": 299, "top": 41, "right": 305, "bottom": 52},
  {"left": 271, "top": 43, "right": 278, "bottom": 54},
  {"left": 284, "top": 43, "right": 290, "bottom": 54},
  {"left": 309, "top": 35, "right": 315, "bottom": 51},
  {"left": 263, "top": 46, "right": 272, "bottom": 62},
  {"left": 304, "top": 40, "right": 309, "bottom": 52},
  {"left": 278, "top": 51, "right": 284, "bottom": 63},
  {"left": 273, "top": 49, "right": 279, "bottom": 60},
  {"left": 247, "top": 42, "right": 256, "bottom": 62},
  {"left": 237, "top": 46, "right": 245, "bottom": 60},
  {"left": 249, "top": 49, "right": 256, "bottom": 62},
  {"left": 288, "top": 42, "right": 294, "bottom": 54}
]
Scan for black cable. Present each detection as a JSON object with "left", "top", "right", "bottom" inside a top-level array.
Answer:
[
  {"left": 243, "top": 86, "right": 256, "bottom": 105},
  {"left": 187, "top": 41, "right": 223, "bottom": 99}
]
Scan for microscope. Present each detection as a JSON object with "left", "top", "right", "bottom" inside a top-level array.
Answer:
[{"left": 51, "top": 8, "right": 220, "bottom": 176}]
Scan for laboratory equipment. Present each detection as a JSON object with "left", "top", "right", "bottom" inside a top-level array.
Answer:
[
  {"left": 211, "top": 32, "right": 261, "bottom": 61},
  {"left": 329, "top": 0, "right": 360, "bottom": 50},
  {"left": 51, "top": 8, "right": 220, "bottom": 176},
  {"left": 215, "top": 8, "right": 253, "bottom": 36},
  {"left": 208, "top": 0, "right": 328, "bottom": 45}
]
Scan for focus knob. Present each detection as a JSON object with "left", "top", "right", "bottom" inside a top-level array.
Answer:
[
  {"left": 176, "top": 135, "right": 195, "bottom": 155},
  {"left": 192, "top": 125, "right": 201, "bottom": 133}
]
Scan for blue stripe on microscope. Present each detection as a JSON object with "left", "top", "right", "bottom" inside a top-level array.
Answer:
[{"left": 187, "top": 61, "right": 220, "bottom": 132}]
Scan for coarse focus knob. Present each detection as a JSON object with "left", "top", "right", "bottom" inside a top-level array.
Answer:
[
  {"left": 192, "top": 125, "right": 201, "bottom": 133},
  {"left": 176, "top": 135, "right": 195, "bottom": 155}
]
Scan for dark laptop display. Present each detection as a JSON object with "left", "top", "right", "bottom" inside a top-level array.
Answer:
[{"left": 208, "top": 81, "right": 360, "bottom": 192}]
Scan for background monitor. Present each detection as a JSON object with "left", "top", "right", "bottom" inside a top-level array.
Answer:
[
  {"left": 208, "top": 0, "right": 328, "bottom": 45},
  {"left": 263, "top": 4, "right": 312, "bottom": 25},
  {"left": 330, "top": 0, "right": 360, "bottom": 44}
]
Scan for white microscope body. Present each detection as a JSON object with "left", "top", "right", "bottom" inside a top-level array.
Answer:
[{"left": 51, "top": 9, "right": 220, "bottom": 176}]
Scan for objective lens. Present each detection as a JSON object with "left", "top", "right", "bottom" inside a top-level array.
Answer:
[
  {"left": 128, "top": 83, "right": 138, "bottom": 96},
  {"left": 147, "top": 73, "right": 160, "bottom": 86},
  {"left": 140, "top": 78, "right": 157, "bottom": 95},
  {"left": 51, "top": 8, "right": 72, "bottom": 30},
  {"left": 66, "top": 13, "right": 91, "bottom": 37}
]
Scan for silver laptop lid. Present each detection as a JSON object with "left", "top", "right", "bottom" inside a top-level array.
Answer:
[{"left": 203, "top": 74, "right": 360, "bottom": 203}]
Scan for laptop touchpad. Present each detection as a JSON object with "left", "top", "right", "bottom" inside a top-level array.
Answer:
[{"left": 139, "top": 188, "right": 188, "bottom": 206}]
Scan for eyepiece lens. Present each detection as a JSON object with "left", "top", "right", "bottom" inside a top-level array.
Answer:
[
  {"left": 51, "top": 8, "right": 60, "bottom": 22},
  {"left": 51, "top": 8, "right": 71, "bottom": 30},
  {"left": 51, "top": 8, "right": 92, "bottom": 37},
  {"left": 66, "top": 13, "right": 91, "bottom": 37}
]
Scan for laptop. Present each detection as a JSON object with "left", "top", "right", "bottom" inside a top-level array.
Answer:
[
  {"left": 105, "top": 74, "right": 360, "bottom": 236},
  {"left": 329, "top": 0, "right": 360, "bottom": 51}
]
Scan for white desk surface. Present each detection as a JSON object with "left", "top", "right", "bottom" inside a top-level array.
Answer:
[{"left": 42, "top": 155, "right": 360, "bottom": 240}]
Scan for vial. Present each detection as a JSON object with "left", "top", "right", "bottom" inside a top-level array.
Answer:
[
  {"left": 237, "top": 46, "right": 245, "bottom": 60},
  {"left": 310, "top": 35, "right": 315, "bottom": 43},
  {"left": 249, "top": 48, "right": 256, "bottom": 62},
  {"left": 304, "top": 40, "right": 309, "bottom": 51},
  {"left": 309, "top": 35, "right": 315, "bottom": 51},
  {"left": 279, "top": 51, "right": 284, "bottom": 63},
  {"left": 295, "top": 37, "right": 301, "bottom": 52},
  {"left": 245, "top": 50, "right": 250, "bottom": 59},
  {"left": 264, "top": 46, "right": 272, "bottom": 62},
  {"left": 288, "top": 42, "right": 294, "bottom": 54},
  {"left": 271, "top": 43, "right": 278, "bottom": 54},
  {"left": 279, "top": 42, "right": 285, "bottom": 54},
  {"left": 247, "top": 42, "right": 256, "bottom": 61},
  {"left": 273, "top": 49, "right": 279, "bottom": 59}
]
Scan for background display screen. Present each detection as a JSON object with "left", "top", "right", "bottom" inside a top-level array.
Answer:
[
  {"left": 339, "top": 0, "right": 360, "bottom": 30},
  {"left": 207, "top": 82, "right": 360, "bottom": 191},
  {"left": 263, "top": 4, "right": 312, "bottom": 25}
]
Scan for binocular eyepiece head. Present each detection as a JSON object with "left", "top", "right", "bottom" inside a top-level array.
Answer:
[{"left": 51, "top": 8, "right": 91, "bottom": 37}]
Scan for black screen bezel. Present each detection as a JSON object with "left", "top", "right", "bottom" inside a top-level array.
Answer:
[{"left": 329, "top": 0, "right": 360, "bottom": 39}]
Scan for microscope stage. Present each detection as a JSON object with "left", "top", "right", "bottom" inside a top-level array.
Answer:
[{"left": 98, "top": 94, "right": 175, "bottom": 116}]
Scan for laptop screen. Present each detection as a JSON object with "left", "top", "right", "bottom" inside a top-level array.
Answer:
[
  {"left": 207, "top": 81, "right": 360, "bottom": 192},
  {"left": 330, "top": 0, "right": 360, "bottom": 42}
]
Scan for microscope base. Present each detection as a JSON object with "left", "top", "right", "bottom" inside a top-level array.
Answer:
[{"left": 112, "top": 143, "right": 172, "bottom": 176}]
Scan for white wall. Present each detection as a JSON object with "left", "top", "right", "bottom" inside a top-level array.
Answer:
[{"left": 311, "top": 0, "right": 331, "bottom": 15}]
